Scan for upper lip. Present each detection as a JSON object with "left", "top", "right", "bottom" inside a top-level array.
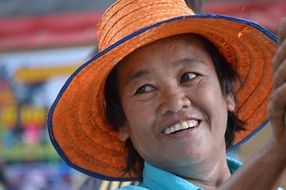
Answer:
[{"left": 160, "top": 115, "right": 202, "bottom": 134}]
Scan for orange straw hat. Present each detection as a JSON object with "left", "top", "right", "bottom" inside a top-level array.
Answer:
[{"left": 48, "top": 0, "right": 277, "bottom": 181}]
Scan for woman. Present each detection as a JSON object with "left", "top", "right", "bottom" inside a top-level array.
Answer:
[{"left": 48, "top": 0, "right": 286, "bottom": 189}]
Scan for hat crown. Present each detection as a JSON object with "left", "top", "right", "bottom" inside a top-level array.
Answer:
[{"left": 97, "top": 0, "right": 194, "bottom": 51}]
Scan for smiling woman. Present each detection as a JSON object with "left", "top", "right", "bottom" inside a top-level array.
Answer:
[
  {"left": 48, "top": 0, "right": 286, "bottom": 189},
  {"left": 105, "top": 34, "right": 245, "bottom": 178},
  {"left": 115, "top": 34, "right": 237, "bottom": 185}
]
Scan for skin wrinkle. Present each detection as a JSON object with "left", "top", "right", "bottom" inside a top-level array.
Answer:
[
  {"left": 117, "top": 34, "right": 236, "bottom": 189},
  {"left": 104, "top": 32, "right": 246, "bottom": 180}
]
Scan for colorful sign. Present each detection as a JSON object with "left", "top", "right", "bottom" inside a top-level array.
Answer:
[{"left": 0, "top": 79, "right": 17, "bottom": 128}]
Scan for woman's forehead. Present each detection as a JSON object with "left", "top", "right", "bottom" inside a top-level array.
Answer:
[
  {"left": 120, "top": 34, "right": 210, "bottom": 66},
  {"left": 116, "top": 34, "right": 215, "bottom": 86}
]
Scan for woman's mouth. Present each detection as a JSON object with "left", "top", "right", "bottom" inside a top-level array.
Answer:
[{"left": 163, "top": 120, "right": 200, "bottom": 135}]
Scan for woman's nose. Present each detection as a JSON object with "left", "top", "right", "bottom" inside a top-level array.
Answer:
[{"left": 158, "top": 88, "right": 191, "bottom": 115}]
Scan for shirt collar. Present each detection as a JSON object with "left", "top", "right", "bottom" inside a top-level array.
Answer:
[{"left": 140, "top": 157, "right": 242, "bottom": 190}]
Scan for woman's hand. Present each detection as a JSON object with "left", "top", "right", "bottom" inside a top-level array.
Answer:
[{"left": 270, "top": 18, "right": 286, "bottom": 149}]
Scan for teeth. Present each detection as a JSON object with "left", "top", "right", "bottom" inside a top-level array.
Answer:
[
  {"left": 163, "top": 120, "right": 199, "bottom": 135},
  {"left": 181, "top": 121, "right": 189, "bottom": 130},
  {"left": 175, "top": 123, "right": 180, "bottom": 131},
  {"left": 187, "top": 120, "right": 198, "bottom": 128}
]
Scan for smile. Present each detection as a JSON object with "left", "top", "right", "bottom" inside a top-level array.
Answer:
[{"left": 163, "top": 120, "right": 200, "bottom": 135}]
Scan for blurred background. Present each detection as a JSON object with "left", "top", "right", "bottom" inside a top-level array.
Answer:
[{"left": 0, "top": 0, "right": 285, "bottom": 189}]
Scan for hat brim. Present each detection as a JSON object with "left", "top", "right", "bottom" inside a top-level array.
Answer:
[{"left": 48, "top": 14, "right": 277, "bottom": 181}]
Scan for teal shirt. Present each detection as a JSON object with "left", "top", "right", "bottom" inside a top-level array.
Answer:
[
  {"left": 119, "top": 157, "right": 284, "bottom": 190},
  {"left": 119, "top": 157, "right": 240, "bottom": 190}
]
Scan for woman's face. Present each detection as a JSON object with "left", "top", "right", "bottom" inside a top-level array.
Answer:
[{"left": 117, "top": 35, "right": 235, "bottom": 174}]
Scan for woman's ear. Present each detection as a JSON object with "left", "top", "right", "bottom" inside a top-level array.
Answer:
[
  {"left": 226, "top": 93, "right": 235, "bottom": 112},
  {"left": 118, "top": 126, "right": 129, "bottom": 142}
]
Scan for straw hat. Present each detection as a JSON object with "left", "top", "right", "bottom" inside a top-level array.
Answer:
[{"left": 48, "top": 0, "right": 277, "bottom": 181}]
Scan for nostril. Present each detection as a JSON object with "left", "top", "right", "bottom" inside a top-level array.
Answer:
[
  {"left": 159, "top": 95, "right": 191, "bottom": 115},
  {"left": 183, "top": 96, "right": 192, "bottom": 107}
]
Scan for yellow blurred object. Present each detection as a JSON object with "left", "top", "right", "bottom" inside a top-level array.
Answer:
[
  {"left": 21, "top": 106, "right": 46, "bottom": 128},
  {"left": 14, "top": 65, "right": 79, "bottom": 83},
  {"left": 0, "top": 106, "right": 17, "bottom": 128}
]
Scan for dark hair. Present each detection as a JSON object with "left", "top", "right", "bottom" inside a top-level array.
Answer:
[
  {"left": 195, "top": 35, "right": 245, "bottom": 149},
  {"left": 104, "top": 34, "right": 245, "bottom": 178}
]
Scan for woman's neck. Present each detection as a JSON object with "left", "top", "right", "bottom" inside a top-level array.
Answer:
[{"left": 177, "top": 153, "right": 231, "bottom": 189}]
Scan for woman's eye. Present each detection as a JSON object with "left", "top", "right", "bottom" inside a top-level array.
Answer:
[
  {"left": 180, "top": 72, "right": 198, "bottom": 83},
  {"left": 135, "top": 84, "right": 155, "bottom": 95}
]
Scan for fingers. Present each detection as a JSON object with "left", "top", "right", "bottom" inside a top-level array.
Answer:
[
  {"left": 273, "top": 40, "right": 286, "bottom": 72},
  {"left": 272, "top": 18, "right": 286, "bottom": 71},
  {"left": 269, "top": 82, "right": 286, "bottom": 136},
  {"left": 270, "top": 17, "right": 286, "bottom": 135},
  {"left": 271, "top": 83, "right": 286, "bottom": 117},
  {"left": 278, "top": 18, "right": 286, "bottom": 45},
  {"left": 285, "top": 114, "right": 286, "bottom": 127},
  {"left": 273, "top": 59, "right": 286, "bottom": 89},
  {"left": 269, "top": 18, "right": 286, "bottom": 140}
]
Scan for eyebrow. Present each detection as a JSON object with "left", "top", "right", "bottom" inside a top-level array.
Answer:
[
  {"left": 127, "top": 69, "right": 150, "bottom": 84},
  {"left": 174, "top": 57, "right": 202, "bottom": 67},
  {"left": 126, "top": 57, "right": 203, "bottom": 85}
]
